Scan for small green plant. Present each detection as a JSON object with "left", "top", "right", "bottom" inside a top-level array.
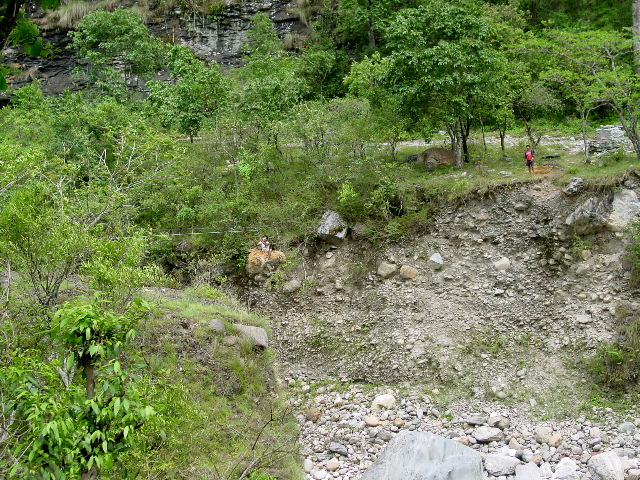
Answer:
[
  {"left": 570, "top": 235, "right": 591, "bottom": 259},
  {"left": 187, "top": 284, "right": 228, "bottom": 300},
  {"left": 247, "top": 468, "right": 278, "bottom": 480},
  {"left": 627, "top": 223, "right": 640, "bottom": 287},
  {"left": 587, "top": 341, "right": 640, "bottom": 390},
  {"left": 565, "top": 166, "right": 579, "bottom": 174}
]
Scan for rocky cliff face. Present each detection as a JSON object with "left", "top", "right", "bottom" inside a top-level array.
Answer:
[
  {"left": 3, "top": 0, "right": 305, "bottom": 95},
  {"left": 245, "top": 171, "right": 640, "bottom": 405}
]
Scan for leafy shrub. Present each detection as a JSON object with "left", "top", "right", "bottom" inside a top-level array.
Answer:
[{"left": 587, "top": 340, "right": 640, "bottom": 390}]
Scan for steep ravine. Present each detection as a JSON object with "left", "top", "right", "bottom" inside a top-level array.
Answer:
[
  {"left": 238, "top": 174, "right": 640, "bottom": 479},
  {"left": 245, "top": 174, "right": 640, "bottom": 403}
]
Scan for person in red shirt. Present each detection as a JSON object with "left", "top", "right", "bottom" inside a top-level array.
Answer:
[{"left": 524, "top": 145, "right": 534, "bottom": 174}]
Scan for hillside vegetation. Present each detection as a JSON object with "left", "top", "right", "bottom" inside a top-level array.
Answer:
[{"left": 1, "top": 0, "right": 640, "bottom": 478}]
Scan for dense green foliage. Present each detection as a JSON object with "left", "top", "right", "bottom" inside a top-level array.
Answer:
[{"left": 2, "top": 0, "right": 640, "bottom": 477}]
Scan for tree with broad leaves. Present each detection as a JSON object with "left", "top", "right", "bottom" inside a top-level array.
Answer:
[
  {"left": 382, "top": 0, "right": 508, "bottom": 167},
  {"left": 0, "top": 297, "right": 155, "bottom": 480}
]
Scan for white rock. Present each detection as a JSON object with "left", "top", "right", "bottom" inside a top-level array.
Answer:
[
  {"left": 515, "top": 462, "right": 542, "bottom": 480},
  {"left": 326, "top": 458, "right": 340, "bottom": 471},
  {"left": 588, "top": 451, "right": 624, "bottom": 480},
  {"left": 304, "top": 458, "right": 314, "bottom": 472},
  {"left": 553, "top": 457, "right": 580, "bottom": 479},
  {"left": 429, "top": 253, "right": 444, "bottom": 269},
  {"left": 372, "top": 394, "right": 396, "bottom": 409},
  {"left": 485, "top": 454, "right": 520, "bottom": 475},
  {"left": 494, "top": 257, "right": 511, "bottom": 270}
]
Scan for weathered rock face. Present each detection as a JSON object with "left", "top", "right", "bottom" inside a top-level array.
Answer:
[
  {"left": 166, "top": 0, "right": 304, "bottom": 67},
  {"left": 3, "top": 0, "right": 307, "bottom": 95}
]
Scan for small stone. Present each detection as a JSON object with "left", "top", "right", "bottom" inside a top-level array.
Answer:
[
  {"left": 485, "top": 454, "right": 520, "bottom": 476},
  {"left": 209, "top": 318, "right": 226, "bottom": 333},
  {"left": 548, "top": 433, "right": 563, "bottom": 447},
  {"left": 328, "top": 442, "right": 349, "bottom": 457},
  {"left": 304, "top": 458, "right": 314, "bottom": 472},
  {"left": 312, "top": 470, "right": 327, "bottom": 480},
  {"left": 326, "top": 458, "right": 340, "bottom": 471},
  {"left": 377, "top": 262, "right": 398, "bottom": 278},
  {"left": 429, "top": 253, "right": 444, "bottom": 270},
  {"left": 364, "top": 416, "right": 380, "bottom": 427},
  {"left": 494, "top": 257, "right": 511, "bottom": 270},
  {"left": 399, "top": 265, "right": 419, "bottom": 279},
  {"left": 306, "top": 407, "right": 321, "bottom": 422},
  {"left": 534, "top": 426, "right": 552, "bottom": 444},
  {"left": 223, "top": 335, "right": 239, "bottom": 346},
  {"left": 473, "top": 426, "right": 503, "bottom": 443}
]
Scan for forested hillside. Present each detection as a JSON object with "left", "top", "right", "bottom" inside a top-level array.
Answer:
[{"left": 2, "top": 0, "right": 640, "bottom": 478}]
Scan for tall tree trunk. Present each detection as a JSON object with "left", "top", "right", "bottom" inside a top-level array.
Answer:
[
  {"left": 450, "top": 120, "right": 464, "bottom": 168},
  {"left": 634, "top": 0, "right": 640, "bottom": 74}
]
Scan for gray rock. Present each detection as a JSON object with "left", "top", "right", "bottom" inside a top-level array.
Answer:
[
  {"left": 618, "top": 422, "right": 635, "bottom": 434},
  {"left": 465, "top": 415, "right": 487, "bottom": 426},
  {"left": 606, "top": 189, "right": 640, "bottom": 231},
  {"left": 232, "top": 324, "right": 268, "bottom": 349},
  {"left": 515, "top": 462, "right": 542, "bottom": 480},
  {"left": 488, "top": 415, "right": 510, "bottom": 430},
  {"left": 377, "top": 430, "right": 394, "bottom": 442},
  {"left": 377, "top": 262, "right": 398, "bottom": 279},
  {"left": 282, "top": 278, "right": 302, "bottom": 293},
  {"left": 317, "top": 210, "right": 348, "bottom": 245},
  {"left": 587, "top": 451, "right": 624, "bottom": 480},
  {"left": 327, "top": 442, "right": 349, "bottom": 457},
  {"left": 485, "top": 454, "right": 520, "bottom": 476},
  {"left": 473, "top": 426, "right": 503, "bottom": 443},
  {"left": 588, "top": 125, "right": 629, "bottom": 153},
  {"left": 209, "top": 318, "right": 226, "bottom": 333},
  {"left": 563, "top": 177, "right": 584, "bottom": 195},
  {"left": 565, "top": 194, "right": 613, "bottom": 235},
  {"left": 429, "top": 253, "right": 444, "bottom": 270},
  {"left": 360, "top": 431, "right": 482, "bottom": 480}
]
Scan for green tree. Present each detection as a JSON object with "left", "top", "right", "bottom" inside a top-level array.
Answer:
[
  {"left": 69, "top": 9, "right": 164, "bottom": 98},
  {"left": 531, "top": 29, "right": 640, "bottom": 158},
  {"left": 382, "top": 0, "right": 508, "bottom": 167},
  {"left": 235, "top": 13, "right": 305, "bottom": 149},
  {"left": 1, "top": 298, "right": 154, "bottom": 480},
  {"left": 344, "top": 52, "right": 408, "bottom": 160},
  {"left": 334, "top": 0, "right": 420, "bottom": 53},
  {"left": 0, "top": 184, "right": 95, "bottom": 309},
  {"left": 147, "top": 45, "right": 229, "bottom": 142}
]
